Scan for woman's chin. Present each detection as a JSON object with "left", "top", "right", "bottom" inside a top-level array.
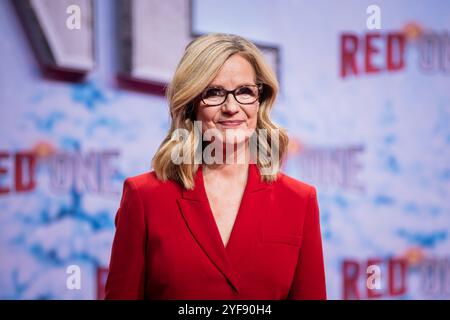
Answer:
[
  {"left": 219, "top": 127, "right": 254, "bottom": 138},
  {"left": 220, "top": 132, "right": 250, "bottom": 146}
]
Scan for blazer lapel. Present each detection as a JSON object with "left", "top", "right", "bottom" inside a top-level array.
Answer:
[
  {"left": 224, "top": 164, "right": 273, "bottom": 265},
  {"left": 176, "top": 163, "right": 273, "bottom": 293},
  {"left": 177, "top": 164, "right": 238, "bottom": 292}
]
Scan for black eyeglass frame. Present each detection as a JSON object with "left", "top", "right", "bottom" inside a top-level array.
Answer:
[{"left": 200, "top": 84, "right": 264, "bottom": 107}]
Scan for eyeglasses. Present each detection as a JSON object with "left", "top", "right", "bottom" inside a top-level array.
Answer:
[{"left": 200, "top": 84, "right": 263, "bottom": 106}]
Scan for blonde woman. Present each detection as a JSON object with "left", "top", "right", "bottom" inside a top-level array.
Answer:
[{"left": 105, "top": 33, "right": 326, "bottom": 300}]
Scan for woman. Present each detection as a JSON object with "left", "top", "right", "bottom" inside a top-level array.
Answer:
[{"left": 105, "top": 33, "right": 326, "bottom": 300}]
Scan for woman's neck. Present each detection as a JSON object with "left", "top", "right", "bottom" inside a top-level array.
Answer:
[{"left": 203, "top": 141, "right": 251, "bottom": 179}]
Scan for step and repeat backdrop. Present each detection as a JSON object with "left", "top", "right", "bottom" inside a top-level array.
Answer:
[{"left": 0, "top": 0, "right": 449, "bottom": 299}]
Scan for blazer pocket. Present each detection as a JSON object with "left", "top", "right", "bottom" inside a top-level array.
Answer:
[{"left": 261, "top": 232, "right": 302, "bottom": 247}]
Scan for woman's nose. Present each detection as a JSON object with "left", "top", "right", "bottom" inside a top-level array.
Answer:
[{"left": 221, "top": 94, "right": 240, "bottom": 114}]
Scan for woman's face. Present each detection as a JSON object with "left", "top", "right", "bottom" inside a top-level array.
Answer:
[{"left": 195, "top": 54, "right": 259, "bottom": 146}]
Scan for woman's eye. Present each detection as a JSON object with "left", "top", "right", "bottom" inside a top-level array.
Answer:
[
  {"left": 204, "top": 88, "right": 224, "bottom": 98},
  {"left": 237, "top": 87, "right": 255, "bottom": 96}
]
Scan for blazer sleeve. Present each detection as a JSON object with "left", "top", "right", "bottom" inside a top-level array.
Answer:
[
  {"left": 287, "top": 186, "right": 327, "bottom": 300},
  {"left": 105, "top": 178, "right": 146, "bottom": 299}
]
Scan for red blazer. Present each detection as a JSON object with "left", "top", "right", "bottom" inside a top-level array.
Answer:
[{"left": 105, "top": 163, "right": 326, "bottom": 300}]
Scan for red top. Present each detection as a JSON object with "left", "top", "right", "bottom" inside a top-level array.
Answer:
[{"left": 105, "top": 163, "right": 326, "bottom": 299}]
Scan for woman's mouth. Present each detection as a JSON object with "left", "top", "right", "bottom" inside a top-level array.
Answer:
[{"left": 217, "top": 120, "right": 245, "bottom": 128}]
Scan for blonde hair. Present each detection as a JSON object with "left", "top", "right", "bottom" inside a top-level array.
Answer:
[{"left": 151, "top": 33, "right": 289, "bottom": 189}]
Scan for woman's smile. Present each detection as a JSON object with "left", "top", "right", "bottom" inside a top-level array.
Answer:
[{"left": 217, "top": 120, "right": 245, "bottom": 128}]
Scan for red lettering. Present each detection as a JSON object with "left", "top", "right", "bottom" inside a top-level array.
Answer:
[
  {"left": 367, "top": 258, "right": 383, "bottom": 299},
  {"left": 365, "top": 32, "right": 382, "bottom": 73},
  {"left": 342, "top": 260, "right": 360, "bottom": 300},
  {"left": 341, "top": 32, "right": 407, "bottom": 78},
  {"left": 341, "top": 33, "right": 359, "bottom": 78},
  {"left": 389, "top": 258, "right": 408, "bottom": 296},
  {"left": 0, "top": 152, "right": 11, "bottom": 194},
  {"left": 387, "top": 33, "right": 406, "bottom": 71},
  {"left": 15, "top": 152, "right": 36, "bottom": 192}
]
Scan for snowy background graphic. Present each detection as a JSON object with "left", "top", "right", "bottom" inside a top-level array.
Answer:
[{"left": 0, "top": 0, "right": 449, "bottom": 299}]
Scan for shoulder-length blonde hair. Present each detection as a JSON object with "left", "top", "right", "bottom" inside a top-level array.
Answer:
[{"left": 152, "top": 33, "right": 289, "bottom": 190}]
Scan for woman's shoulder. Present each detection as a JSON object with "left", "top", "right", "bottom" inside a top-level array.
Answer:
[
  {"left": 123, "top": 170, "right": 181, "bottom": 196},
  {"left": 274, "top": 170, "right": 317, "bottom": 201}
]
